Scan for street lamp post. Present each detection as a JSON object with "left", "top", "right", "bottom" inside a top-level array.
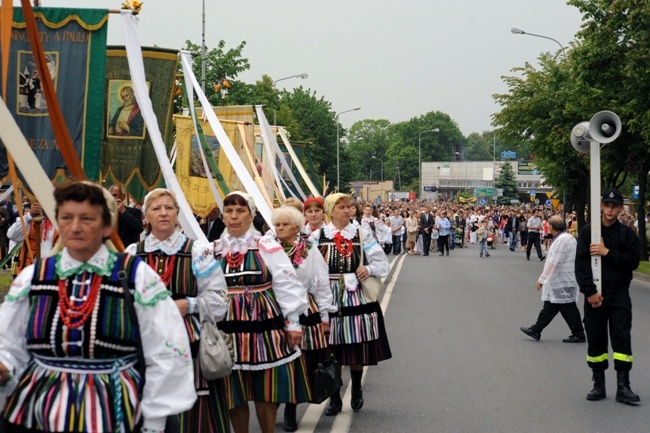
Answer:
[
  {"left": 511, "top": 27, "right": 566, "bottom": 56},
  {"left": 273, "top": 73, "right": 308, "bottom": 125},
  {"left": 419, "top": 128, "right": 439, "bottom": 199},
  {"left": 336, "top": 106, "right": 361, "bottom": 191},
  {"left": 372, "top": 156, "right": 384, "bottom": 182}
]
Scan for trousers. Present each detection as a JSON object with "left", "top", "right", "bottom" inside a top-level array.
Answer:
[
  {"left": 530, "top": 301, "right": 583, "bottom": 335},
  {"left": 526, "top": 232, "right": 543, "bottom": 259},
  {"left": 584, "top": 292, "right": 633, "bottom": 372}
]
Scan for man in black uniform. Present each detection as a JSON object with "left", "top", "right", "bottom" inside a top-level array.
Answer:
[{"left": 575, "top": 188, "right": 640, "bottom": 404}]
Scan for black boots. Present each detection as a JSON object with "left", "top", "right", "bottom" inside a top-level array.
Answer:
[
  {"left": 616, "top": 370, "right": 640, "bottom": 404},
  {"left": 350, "top": 370, "right": 364, "bottom": 411},
  {"left": 324, "top": 390, "right": 343, "bottom": 416},
  {"left": 283, "top": 403, "right": 297, "bottom": 432},
  {"left": 586, "top": 370, "right": 606, "bottom": 401}
]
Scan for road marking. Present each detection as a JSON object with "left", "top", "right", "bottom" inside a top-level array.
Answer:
[{"left": 296, "top": 253, "right": 407, "bottom": 433}]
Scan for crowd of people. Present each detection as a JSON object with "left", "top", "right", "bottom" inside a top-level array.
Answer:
[{"left": 0, "top": 182, "right": 392, "bottom": 433}]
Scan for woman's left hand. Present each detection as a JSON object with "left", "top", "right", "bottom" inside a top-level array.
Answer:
[
  {"left": 287, "top": 330, "right": 303, "bottom": 347},
  {"left": 356, "top": 265, "right": 369, "bottom": 281},
  {"left": 174, "top": 299, "right": 189, "bottom": 316}
]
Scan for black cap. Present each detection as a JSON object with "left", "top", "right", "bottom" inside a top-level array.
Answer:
[{"left": 601, "top": 188, "right": 624, "bottom": 205}]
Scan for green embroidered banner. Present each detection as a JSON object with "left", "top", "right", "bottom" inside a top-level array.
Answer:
[
  {"left": 101, "top": 46, "right": 178, "bottom": 202},
  {"left": 0, "top": 7, "right": 108, "bottom": 182}
]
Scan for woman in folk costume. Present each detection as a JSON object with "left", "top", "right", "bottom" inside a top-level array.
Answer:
[
  {"left": 124, "top": 189, "right": 230, "bottom": 433},
  {"left": 318, "top": 193, "right": 392, "bottom": 416},
  {"left": 0, "top": 181, "right": 195, "bottom": 433},
  {"left": 272, "top": 204, "right": 336, "bottom": 432},
  {"left": 213, "top": 192, "right": 310, "bottom": 433},
  {"left": 302, "top": 197, "right": 328, "bottom": 243}
]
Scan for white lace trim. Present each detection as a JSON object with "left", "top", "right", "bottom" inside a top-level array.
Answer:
[
  {"left": 218, "top": 229, "right": 259, "bottom": 256},
  {"left": 144, "top": 231, "right": 186, "bottom": 255},
  {"left": 231, "top": 348, "right": 302, "bottom": 371},
  {"left": 326, "top": 222, "right": 357, "bottom": 240}
]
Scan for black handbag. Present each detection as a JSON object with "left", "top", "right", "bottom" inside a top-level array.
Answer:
[
  {"left": 309, "top": 351, "right": 343, "bottom": 404},
  {"left": 118, "top": 255, "right": 180, "bottom": 433}
]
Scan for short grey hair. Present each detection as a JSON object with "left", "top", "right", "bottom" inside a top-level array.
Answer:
[
  {"left": 548, "top": 215, "right": 565, "bottom": 232},
  {"left": 272, "top": 205, "right": 305, "bottom": 230}
]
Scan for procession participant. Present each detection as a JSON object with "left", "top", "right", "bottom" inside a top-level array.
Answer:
[
  {"left": 318, "top": 193, "right": 392, "bottom": 416},
  {"left": 109, "top": 184, "right": 144, "bottom": 247},
  {"left": 303, "top": 196, "right": 327, "bottom": 243},
  {"left": 6, "top": 200, "right": 58, "bottom": 278},
  {"left": 0, "top": 181, "right": 195, "bottom": 433},
  {"left": 214, "top": 192, "right": 310, "bottom": 433},
  {"left": 576, "top": 189, "right": 641, "bottom": 403},
  {"left": 125, "top": 188, "right": 230, "bottom": 433},
  {"left": 272, "top": 206, "right": 335, "bottom": 432}
]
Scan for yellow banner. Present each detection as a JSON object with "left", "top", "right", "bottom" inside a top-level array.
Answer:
[{"left": 175, "top": 105, "right": 254, "bottom": 217}]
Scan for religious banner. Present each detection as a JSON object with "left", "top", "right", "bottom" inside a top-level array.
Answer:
[
  {"left": 0, "top": 7, "right": 108, "bottom": 182},
  {"left": 101, "top": 46, "right": 178, "bottom": 202},
  {"left": 175, "top": 105, "right": 254, "bottom": 217}
]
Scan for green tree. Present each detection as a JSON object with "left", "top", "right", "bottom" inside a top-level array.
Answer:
[
  {"left": 465, "top": 133, "right": 493, "bottom": 161},
  {"left": 346, "top": 119, "right": 393, "bottom": 182},
  {"left": 494, "top": 163, "right": 519, "bottom": 205}
]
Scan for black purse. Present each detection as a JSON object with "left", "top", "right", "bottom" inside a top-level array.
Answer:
[
  {"left": 118, "top": 254, "right": 180, "bottom": 433},
  {"left": 309, "top": 350, "right": 343, "bottom": 404}
]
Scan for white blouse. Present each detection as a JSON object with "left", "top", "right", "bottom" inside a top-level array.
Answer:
[
  {"left": 125, "top": 230, "right": 228, "bottom": 320},
  {"left": 0, "top": 245, "right": 196, "bottom": 431},
  {"left": 325, "top": 222, "right": 390, "bottom": 278},
  {"left": 214, "top": 229, "right": 308, "bottom": 331}
]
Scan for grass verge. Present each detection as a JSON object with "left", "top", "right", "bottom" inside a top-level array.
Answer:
[
  {"left": 0, "top": 270, "right": 12, "bottom": 302},
  {"left": 636, "top": 261, "right": 650, "bottom": 275}
]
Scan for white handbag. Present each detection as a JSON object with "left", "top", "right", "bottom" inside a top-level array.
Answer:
[
  {"left": 198, "top": 298, "right": 233, "bottom": 380},
  {"left": 359, "top": 229, "right": 384, "bottom": 302}
]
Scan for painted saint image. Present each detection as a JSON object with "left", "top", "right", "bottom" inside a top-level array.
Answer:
[
  {"left": 17, "top": 51, "right": 58, "bottom": 116},
  {"left": 190, "top": 134, "right": 219, "bottom": 178},
  {"left": 107, "top": 84, "right": 145, "bottom": 138}
]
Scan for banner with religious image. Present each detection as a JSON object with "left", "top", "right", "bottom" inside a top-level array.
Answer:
[
  {"left": 175, "top": 105, "right": 255, "bottom": 217},
  {"left": 100, "top": 46, "right": 178, "bottom": 202},
  {"left": 0, "top": 7, "right": 108, "bottom": 182}
]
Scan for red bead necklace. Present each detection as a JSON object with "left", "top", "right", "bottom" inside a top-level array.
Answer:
[
  {"left": 147, "top": 253, "right": 176, "bottom": 287},
  {"left": 225, "top": 252, "right": 245, "bottom": 269},
  {"left": 58, "top": 274, "right": 102, "bottom": 329},
  {"left": 333, "top": 232, "right": 353, "bottom": 258}
]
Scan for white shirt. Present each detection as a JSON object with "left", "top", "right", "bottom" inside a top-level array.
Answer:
[{"left": 537, "top": 232, "right": 578, "bottom": 303}]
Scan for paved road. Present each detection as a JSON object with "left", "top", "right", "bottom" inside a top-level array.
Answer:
[{"left": 297, "top": 241, "right": 650, "bottom": 433}]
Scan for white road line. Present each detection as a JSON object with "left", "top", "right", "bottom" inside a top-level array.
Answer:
[{"left": 296, "top": 253, "right": 407, "bottom": 433}]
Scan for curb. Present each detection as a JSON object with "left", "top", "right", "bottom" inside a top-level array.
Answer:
[{"left": 633, "top": 271, "right": 650, "bottom": 284}]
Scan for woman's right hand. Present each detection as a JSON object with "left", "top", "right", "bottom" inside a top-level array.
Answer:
[{"left": 0, "top": 362, "right": 11, "bottom": 386}]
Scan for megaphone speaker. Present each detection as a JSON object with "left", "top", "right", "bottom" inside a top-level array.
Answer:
[
  {"left": 570, "top": 121, "right": 591, "bottom": 153},
  {"left": 589, "top": 110, "right": 621, "bottom": 144}
]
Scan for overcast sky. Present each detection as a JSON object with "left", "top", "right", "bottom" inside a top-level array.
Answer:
[{"left": 24, "top": 0, "right": 584, "bottom": 135}]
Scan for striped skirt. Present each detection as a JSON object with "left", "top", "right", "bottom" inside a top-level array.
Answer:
[
  {"left": 2, "top": 355, "right": 142, "bottom": 433},
  {"left": 300, "top": 292, "right": 328, "bottom": 352},
  {"left": 328, "top": 275, "right": 392, "bottom": 366},
  {"left": 179, "top": 357, "right": 230, "bottom": 433},
  {"left": 221, "top": 356, "right": 311, "bottom": 409}
]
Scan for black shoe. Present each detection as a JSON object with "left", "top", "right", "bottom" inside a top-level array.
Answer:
[
  {"left": 540, "top": 256, "right": 546, "bottom": 261},
  {"left": 423, "top": 253, "right": 429, "bottom": 256},
  {"left": 439, "top": 254, "right": 444, "bottom": 256},
  {"left": 520, "top": 327, "right": 541, "bottom": 341},
  {"left": 526, "top": 257, "right": 530, "bottom": 261},
  {"left": 510, "top": 248, "right": 515, "bottom": 251},
  {"left": 446, "top": 252, "right": 449, "bottom": 256},
  {"left": 616, "top": 370, "right": 640, "bottom": 404},
  {"left": 563, "top": 334, "right": 586, "bottom": 343},
  {"left": 283, "top": 404, "right": 298, "bottom": 432},
  {"left": 587, "top": 370, "right": 606, "bottom": 401},
  {"left": 325, "top": 392, "right": 343, "bottom": 416},
  {"left": 351, "top": 388, "right": 364, "bottom": 411}
]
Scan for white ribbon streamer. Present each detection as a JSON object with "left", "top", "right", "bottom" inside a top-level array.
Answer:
[
  {"left": 277, "top": 127, "right": 320, "bottom": 197},
  {"left": 255, "top": 105, "right": 307, "bottom": 200},
  {"left": 179, "top": 51, "right": 273, "bottom": 227},
  {"left": 184, "top": 77, "right": 224, "bottom": 211},
  {"left": 121, "top": 12, "right": 206, "bottom": 242},
  {"left": 0, "top": 185, "right": 14, "bottom": 203}
]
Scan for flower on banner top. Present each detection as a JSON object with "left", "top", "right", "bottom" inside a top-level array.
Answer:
[{"left": 121, "top": 0, "right": 143, "bottom": 12}]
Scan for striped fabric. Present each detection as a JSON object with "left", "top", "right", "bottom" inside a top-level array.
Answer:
[
  {"left": 215, "top": 245, "right": 311, "bottom": 407},
  {"left": 300, "top": 292, "right": 328, "bottom": 351},
  {"left": 318, "top": 231, "right": 392, "bottom": 366},
  {"left": 3, "top": 255, "right": 144, "bottom": 433},
  {"left": 134, "top": 238, "right": 230, "bottom": 433}
]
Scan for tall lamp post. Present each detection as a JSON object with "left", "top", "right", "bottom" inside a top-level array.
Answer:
[
  {"left": 372, "top": 156, "right": 384, "bottom": 182},
  {"left": 336, "top": 106, "right": 361, "bottom": 191},
  {"left": 419, "top": 128, "right": 439, "bottom": 199},
  {"left": 511, "top": 27, "right": 566, "bottom": 56},
  {"left": 273, "top": 73, "right": 308, "bottom": 125}
]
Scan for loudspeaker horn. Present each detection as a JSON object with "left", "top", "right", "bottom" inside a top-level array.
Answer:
[
  {"left": 570, "top": 121, "right": 591, "bottom": 153},
  {"left": 589, "top": 110, "right": 621, "bottom": 144}
]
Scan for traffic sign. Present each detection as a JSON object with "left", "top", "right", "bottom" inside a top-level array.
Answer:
[
  {"left": 529, "top": 189, "right": 536, "bottom": 196},
  {"left": 479, "top": 199, "right": 486, "bottom": 206},
  {"left": 545, "top": 199, "right": 552, "bottom": 207}
]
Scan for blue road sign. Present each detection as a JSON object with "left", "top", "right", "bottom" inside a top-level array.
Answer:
[
  {"left": 479, "top": 199, "right": 486, "bottom": 206},
  {"left": 545, "top": 199, "right": 552, "bottom": 207}
]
